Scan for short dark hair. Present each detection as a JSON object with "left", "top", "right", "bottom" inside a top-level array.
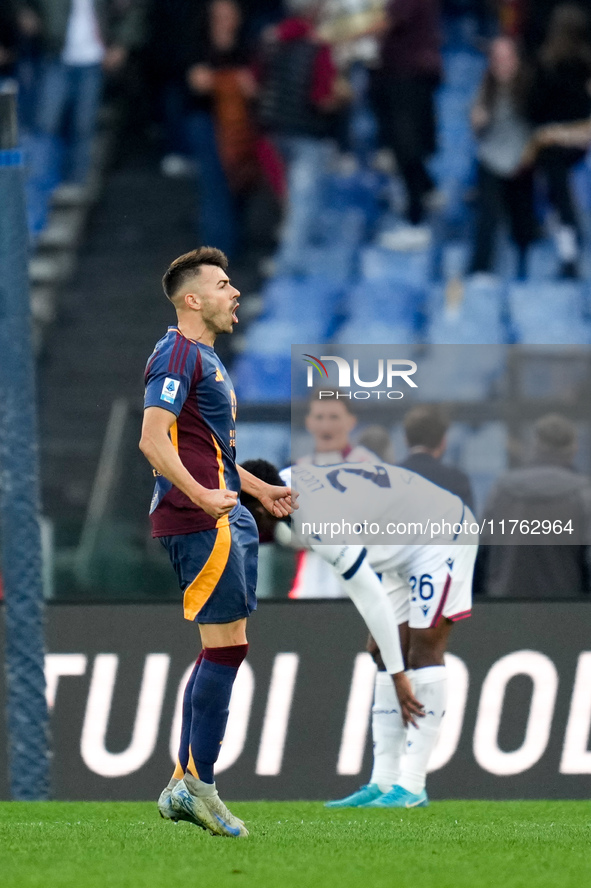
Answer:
[
  {"left": 534, "top": 413, "right": 577, "bottom": 456},
  {"left": 404, "top": 404, "right": 449, "bottom": 450},
  {"left": 162, "top": 246, "right": 228, "bottom": 301},
  {"left": 239, "top": 459, "right": 284, "bottom": 510}
]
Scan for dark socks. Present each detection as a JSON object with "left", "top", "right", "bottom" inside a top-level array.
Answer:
[
  {"left": 188, "top": 644, "right": 248, "bottom": 784},
  {"left": 177, "top": 651, "right": 203, "bottom": 771}
]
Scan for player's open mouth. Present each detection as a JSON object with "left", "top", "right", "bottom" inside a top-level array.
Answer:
[{"left": 232, "top": 303, "right": 239, "bottom": 324}]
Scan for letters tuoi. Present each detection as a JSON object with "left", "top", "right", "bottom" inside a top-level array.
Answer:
[
  {"left": 307, "top": 357, "right": 418, "bottom": 397},
  {"left": 44, "top": 650, "right": 591, "bottom": 780}
]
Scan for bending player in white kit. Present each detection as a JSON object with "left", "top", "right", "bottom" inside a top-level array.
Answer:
[{"left": 241, "top": 458, "right": 478, "bottom": 809}]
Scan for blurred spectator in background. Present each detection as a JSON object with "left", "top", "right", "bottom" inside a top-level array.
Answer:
[
  {"left": 185, "top": 0, "right": 263, "bottom": 260},
  {"left": 399, "top": 404, "right": 474, "bottom": 509},
  {"left": 370, "top": 0, "right": 442, "bottom": 250},
  {"left": 478, "top": 413, "right": 591, "bottom": 598},
  {"left": 241, "top": 0, "right": 286, "bottom": 46},
  {"left": 358, "top": 423, "right": 396, "bottom": 463},
  {"left": 301, "top": 395, "right": 379, "bottom": 467},
  {"left": 145, "top": 0, "right": 205, "bottom": 178},
  {"left": 468, "top": 36, "right": 538, "bottom": 279},
  {"left": 0, "top": 2, "right": 18, "bottom": 80},
  {"left": 22, "top": 0, "right": 144, "bottom": 188},
  {"left": 257, "top": 0, "right": 350, "bottom": 275},
  {"left": 13, "top": 2, "right": 44, "bottom": 131},
  {"left": 521, "top": 0, "right": 591, "bottom": 52},
  {"left": 288, "top": 395, "right": 379, "bottom": 598},
  {"left": 497, "top": 0, "right": 527, "bottom": 38},
  {"left": 528, "top": 3, "right": 591, "bottom": 278},
  {"left": 443, "top": 0, "right": 498, "bottom": 43}
]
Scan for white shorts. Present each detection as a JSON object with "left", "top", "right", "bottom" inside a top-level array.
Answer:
[{"left": 380, "top": 543, "right": 476, "bottom": 629}]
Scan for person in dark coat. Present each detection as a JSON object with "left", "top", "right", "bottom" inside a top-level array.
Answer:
[
  {"left": 399, "top": 404, "right": 474, "bottom": 510},
  {"left": 527, "top": 3, "right": 591, "bottom": 277},
  {"left": 369, "top": 0, "right": 442, "bottom": 249},
  {"left": 256, "top": 0, "right": 348, "bottom": 273},
  {"left": 0, "top": 1, "right": 18, "bottom": 78},
  {"left": 478, "top": 413, "right": 591, "bottom": 598}
]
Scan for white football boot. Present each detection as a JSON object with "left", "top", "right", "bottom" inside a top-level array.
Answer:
[
  {"left": 171, "top": 774, "right": 248, "bottom": 838},
  {"left": 158, "top": 781, "right": 197, "bottom": 825}
]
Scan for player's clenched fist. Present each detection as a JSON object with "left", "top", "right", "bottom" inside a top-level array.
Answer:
[
  {"left": 260, "top": 485, "right": 299, "bottom": 518},
  {"left": 198, "top": 488, "right": 238, "bottom": 520}
]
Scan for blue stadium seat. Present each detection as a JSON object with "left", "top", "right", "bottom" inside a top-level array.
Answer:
[
  {"left": 428, "top": 311, "right": 506, "bottom": 344},
  {"left": 244, "top": 318, "right": 328, "bottom": 354},
  {"left": 509, "top": 280, "right": 585, "bottom": 312},
  {"left": 460, "top": 275, "right": 506, "bottom": 328},
  {"left": 260, "top": 274, "right": 344, "bottom": 328},
  {"left": 236, "top": 422, "right": 291, "bottom": 467},
  {"left": 508, "top": 280, "right": 589, "bottom": 342},
  {"left": 232, "top": 353, "right": 291, "bottom": 403},
  {"left": 323, "top": 168, "right": 383, "bottom": 225},
  {"left": 412, "top": 348, "right": 505, "bottom": 401},
  {"left": 359, "top": 245, "right": 432, "bottom": 288},
  {"left": 513, "top": 321, "right": 591, "bottom": 344},
  {"left": 343, "top": 278, "right": 427, "bottom": 329},
  {"left": 508, "top": 281, "right": 586, "bottom": 342},
  {"left": 315, "top": 207, "right": 366, "bottom": 248},
  {"left": 525, "top": 242, "right": 559, "bottom": 280},
  {"left": 303, "top": 243, "right": 357, "bottom": 283},
  {"left": 335, "top": 320, "right": 416, "bottom": 344}
]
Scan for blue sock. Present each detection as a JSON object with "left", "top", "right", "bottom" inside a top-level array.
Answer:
[
  {"left": 177, "top": 652, "right": 203, "bottom": 772},
  {"left": 188, "top": 644, "right": 248, "bottom": 784}
]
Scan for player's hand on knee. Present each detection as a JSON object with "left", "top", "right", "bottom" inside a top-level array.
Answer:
[
  {"left": 393, "top": 672, "right": 425, "bottom": 728},
  {"left": 198, "top": 488, "right": 238, "bottom": 520}
]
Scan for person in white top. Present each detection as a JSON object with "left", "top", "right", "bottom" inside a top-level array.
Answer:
[
  {"left": 289, "top": 395, "right": 380, "bottom": 598},
  {"left": 243, "top": 457, "right": 478, "bottom": 810},
  {"left": 24, "top": 0, "right": 143, "bottom": 184}
]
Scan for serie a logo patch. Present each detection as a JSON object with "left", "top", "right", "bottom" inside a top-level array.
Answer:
[{"left": 160, "top": 377, "right": 180, "bottom": 404}]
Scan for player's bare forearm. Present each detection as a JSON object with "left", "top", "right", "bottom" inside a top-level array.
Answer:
[
  {"left": 140, "top": 427, "right": 205, "bottom": 502},
  {"left": 237, "top": 464, "right": 266, "bottom": 497},
  {"left": 237, "top": 465, "right": 297, "bottom": 517},
  {"left": 140, "top": 407, "right": 237, "bottom": 519}
]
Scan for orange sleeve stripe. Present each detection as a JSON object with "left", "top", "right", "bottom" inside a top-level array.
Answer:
[{"left": 170, "top": 420, "right": 178, "bottom": 452}]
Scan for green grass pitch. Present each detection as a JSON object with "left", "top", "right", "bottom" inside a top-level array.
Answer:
[{"left": 1, "top": 801, "right": 590, "bottom": 888}]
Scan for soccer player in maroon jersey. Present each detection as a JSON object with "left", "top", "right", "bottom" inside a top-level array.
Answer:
[{"left": 140, "top": 246, "right": 295, "bottom": 837}]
